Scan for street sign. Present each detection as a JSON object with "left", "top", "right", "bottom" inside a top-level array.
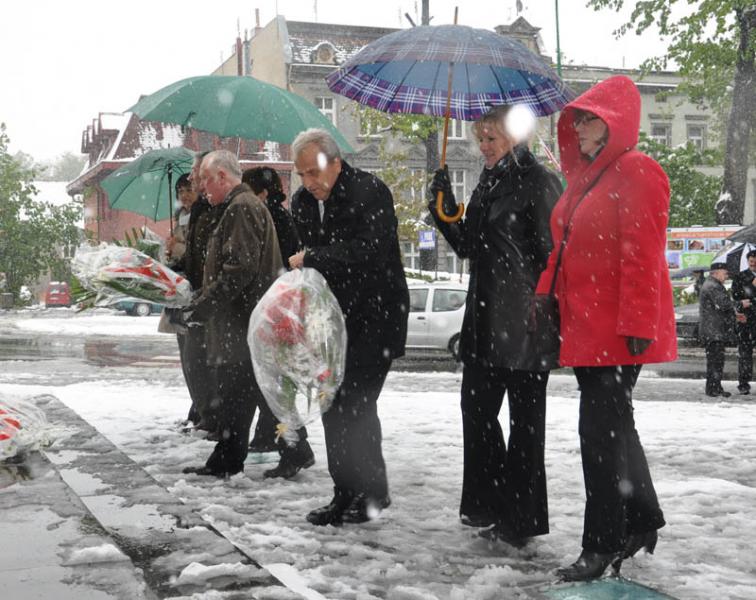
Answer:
[{"left": 418, "top": 229, "right": 436, "bottom": 250}]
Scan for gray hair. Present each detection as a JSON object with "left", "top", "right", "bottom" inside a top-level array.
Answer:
[
  {"left": 203, "top": 150, "right": 242, "bottom": 179},
  {"left": 291, "top": 128, "right": 342, "bottom": 162}
]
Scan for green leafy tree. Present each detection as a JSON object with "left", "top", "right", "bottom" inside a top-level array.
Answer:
[
  {"left": 587, "top": 0, "right": 755, "bottom": 224},
  {"left": 0, "top": 124, "right": 83, "bottom": 304},
  {"left": 353, "top": 105, "right": 442, "bottom": 240},
  {"left": 638, "top": 134, "right": 722, "bottom": 226}
]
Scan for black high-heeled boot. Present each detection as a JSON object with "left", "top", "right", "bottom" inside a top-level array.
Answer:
[
  {"left": 557, "top": 550, "right": 624, "bottom": 582},
  {"left": 623, "top": 529, "right": 658, "bottom": 559}
]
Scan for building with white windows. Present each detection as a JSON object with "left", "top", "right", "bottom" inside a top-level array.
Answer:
[{"left": 216, "top": 15, "right": 755, "bottom": 273}]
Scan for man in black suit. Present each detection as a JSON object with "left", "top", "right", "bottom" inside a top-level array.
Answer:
[
  {"left": 289, "top": 128, "right": 409, "bottom": 526},
  {"left": 731, "top": 249, "right": 756, "bottom": 394}
]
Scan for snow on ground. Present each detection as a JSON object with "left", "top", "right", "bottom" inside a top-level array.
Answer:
[
  {"left": 1, "top": 310, "right": 756, "bottom": 599},
  {"left": 6, "top": 307, "right": 164, "bottom": 337}
]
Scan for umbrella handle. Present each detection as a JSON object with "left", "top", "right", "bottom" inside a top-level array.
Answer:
[{"left": 435, "top": 7, "right": 464, "bottom": 224}]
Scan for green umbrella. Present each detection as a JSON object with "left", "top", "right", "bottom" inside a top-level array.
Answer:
[
  {"left": 101, "top": 147, "right": 195, "bottom": 232},
  {"left": 127, "top": 75, "right": 353, "bottom": 153}
]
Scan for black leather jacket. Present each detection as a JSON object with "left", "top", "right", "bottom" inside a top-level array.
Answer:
[{"left": 429, "top": 147, "right": 562, "bottom": 370}]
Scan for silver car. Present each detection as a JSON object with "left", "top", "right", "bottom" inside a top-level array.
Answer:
[{"left": 406, "top": 283, "right": 467, "bottom": 361}]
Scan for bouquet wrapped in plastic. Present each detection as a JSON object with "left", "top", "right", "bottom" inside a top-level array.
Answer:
[
  {"left": 1, "top": 398, "right": 50, "bottom": 461},
  {"left": 71, "top": 243, "right": 193, "bottom": 308},
  {"left": 248, "top": 268, "right": 347, "bottom": 446}
]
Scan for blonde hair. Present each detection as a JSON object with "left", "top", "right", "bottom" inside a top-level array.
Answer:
[{"left": 471, "top": 105, "right": 513, "bottom": 140}]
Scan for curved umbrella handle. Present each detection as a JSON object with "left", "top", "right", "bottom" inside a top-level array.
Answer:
[{"left": 436, "top": 190, "right": 464, "bottom": 223}]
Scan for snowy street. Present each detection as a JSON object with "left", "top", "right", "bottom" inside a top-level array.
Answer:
[{"left": 1, "top": 309, "right": 755, "bottom": 599}]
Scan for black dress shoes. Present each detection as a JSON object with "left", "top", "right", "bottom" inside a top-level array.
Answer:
[
  {"left": 263, "top": 441, "right": 315, "bottom": 479},
  {"left": 557, "top": 550, "right": 624, "bottom": 581},
  {"left": 181, "top": 465, "right": 242, "bottom": 478},
  {"left": 705, "top": 389, "right": 731, "bottom": 398},
  {"left": 341, "top": 494, "right": 391, "bottom": 524},
  {"left": 306, "top": 500, "right": 347, "bottom": 526},
  {"left": 623, "top": 529, "right": 658, "bottom": 559}
]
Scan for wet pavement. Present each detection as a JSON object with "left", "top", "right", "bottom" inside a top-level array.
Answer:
[{"left": 1, "top": 395, "right": 282, "bottom": 599}]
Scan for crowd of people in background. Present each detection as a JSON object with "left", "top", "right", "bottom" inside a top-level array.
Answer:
[{"left": 162, "top": 74, "right": 679, "bottom": 583}]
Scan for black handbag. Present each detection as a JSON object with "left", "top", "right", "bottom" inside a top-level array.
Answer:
[{"left": 527, "top": 255, "right": 563, "bottom": 371}]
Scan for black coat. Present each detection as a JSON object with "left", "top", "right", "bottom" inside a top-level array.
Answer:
[
  {"left": 731, "top": 269, "right": 756, "bottom": 331},
  {"left": 291, "top": 161, "right": 410, "bottom": 368},
  {"left": 699, "top": 276, "right": 737, "bottom": 343},
  {"left": 429, "top": 147, "right": 562, "bottom": 370},
  {"left": 266, "top": 191, "right": 302, "bottom": 265}
]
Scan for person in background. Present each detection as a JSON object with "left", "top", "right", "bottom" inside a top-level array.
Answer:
[
  {"left": 181, "top": 150, "right": 281, "bottom": 477},
  {"left": 241, "top": 165, "right": 316, "bottom": 479},
  {"left": 427, "top": 105, "right": 561, "bottom": 547},
  {"left": 535, "top": 75, "right": 676, "bottom": 581},
  {"left": 290, "top": 128, "right": 409, "bottom": 526},
  {"left": 165, "top": 153, "right": 220, "bottom": 436},
  {"left": 731, "top": 249, "right": 756, "bottom": 394},
  {"left": 700, "top": 262, "right": 749, "bottom": 398}
]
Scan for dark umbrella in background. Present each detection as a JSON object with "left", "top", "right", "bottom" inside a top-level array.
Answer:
[
  {"left": 725, "top": 224, "right": 753, "bottom": 244},
  {"left": 711, "top": 242, "right": 756, "bottom": 276},
  {"left": 101, "top": 147, "right": 195, "bottom": 235},
  {"left": 326, "top": 14, "right": 574, "bottom": 222}
]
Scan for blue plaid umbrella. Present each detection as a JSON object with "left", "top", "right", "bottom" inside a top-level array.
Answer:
[{"left": 326, "top": 24, "right": 574, "bottom": 120}]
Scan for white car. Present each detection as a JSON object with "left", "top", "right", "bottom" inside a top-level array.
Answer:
[{"left": 406, "top": 283, "right": 467, "bottom": 361}]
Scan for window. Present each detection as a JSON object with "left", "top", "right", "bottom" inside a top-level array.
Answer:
[
  {"left": 448, "top": 119, "right": 465, "bottom": 140},
  {"left": 450, "top": 169, "right": 465, "bottom": 203},
  {"left": 315, "top": 97, "right": 336, "bottom": 126},
  {"left": 650, "top": 123, "right": 671, "bottom": 147},
  {"left": 687, "top": 124, "right": 706, "bottom": 151},
  {"left": 432, "top": 289, "right": 467, "bottom": 312},
  {"left": 409, "top": 288, "right": 429, "bottom": 312}
]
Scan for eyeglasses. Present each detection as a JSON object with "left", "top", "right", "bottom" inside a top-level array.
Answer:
[{"left": 573, "top": 113, "right": 600, "bottom": 128}]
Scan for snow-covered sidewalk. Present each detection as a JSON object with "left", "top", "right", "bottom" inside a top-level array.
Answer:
[{"left": 2, "top": 370, "right": 755, "bottom": 600}]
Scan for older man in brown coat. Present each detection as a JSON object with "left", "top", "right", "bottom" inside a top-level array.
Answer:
[{"left": 181, "top": 150, "right": 289, "bottom": 477}]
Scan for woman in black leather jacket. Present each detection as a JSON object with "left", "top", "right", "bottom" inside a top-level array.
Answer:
[{"left": 429, "top": 105, "right": 562, "bottom": 545}]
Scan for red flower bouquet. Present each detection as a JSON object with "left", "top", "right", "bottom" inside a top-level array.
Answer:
[
  {"left": 248, "top": 268, "right": 347, "bottom": 446},
  {"left": 72, "top": 243, "right": 193, "bottom": 308}
]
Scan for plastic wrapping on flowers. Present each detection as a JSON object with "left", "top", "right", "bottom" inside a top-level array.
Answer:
[
  {"left": 0, "top": 399, "right": 50, "bottom": 461},
  {"left": 71, "top": 243, "right": 193, "bottom": 308},
  {"left": 248, "top": 268, "right": 347, "bottom": 446}
]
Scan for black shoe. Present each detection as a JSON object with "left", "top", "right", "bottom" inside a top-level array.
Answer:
[
  {"left": 460, "top": 513, "right": 496, "bottom": 528},
  {"left": 557, "top": 550, "right": 623, "bottom": 582},
  {"left": 342, "top": 493, "right": 391, "bottom": 524},
  {"left": 738, "top": 386, "right": 751, "bottom": 395},
  {"left": 306, "top": 501, "right": 346, "bottom": 526},
  {"left": 623, "top": 530, "right": 658, "bottom": 559},
  {"left": 705, "top": 389, "right": 731, "bottom": 398},
  {"left": 181, "top": 465, "right": 242, "bottom": 478},
  {"left": 478, "top": 523, "right": 528, "bottom": 548},
  {"left": 248, "top": 439, "right": 279, "bottom": 452},
  {"left": 263, "top": 441, "right": 315, "bottom": 479}
]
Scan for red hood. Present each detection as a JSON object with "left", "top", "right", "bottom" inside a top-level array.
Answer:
[{"left": 557, "top": 75, "right": 640, "bottom": 189}]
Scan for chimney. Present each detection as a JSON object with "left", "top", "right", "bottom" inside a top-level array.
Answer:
[{"left": 236, "top": 35, "right": 243, "bottom": 75}]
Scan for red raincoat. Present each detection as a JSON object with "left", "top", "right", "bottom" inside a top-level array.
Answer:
[{"left": 536, "top": 75, "right": 677, "bottom": 366}]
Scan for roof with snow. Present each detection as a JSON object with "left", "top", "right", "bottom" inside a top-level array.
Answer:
[{"left": 286, "top": 21, "right": 398, "bottom": 66}]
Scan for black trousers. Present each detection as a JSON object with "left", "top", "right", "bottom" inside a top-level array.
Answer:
[
  {"left": 574, "top": 365, "right": 665, "bottom": 553},
  {"left": 180, "top": 326, "right": 218, "bottom": 429},
  {"left": 321, "top": 363, "right": 390, "bottom": 502},
  {"left": 705, "top": 341, "right": 726, "bottom": 394},
  {"left": 205, "top": 361, "right": 262, "bottom": 472},
  {"left": 736, "top": 325, "right": 754, "bottom": 389},
  {"left": 460, "top": 364, "right": 549, "bottom": 537}
]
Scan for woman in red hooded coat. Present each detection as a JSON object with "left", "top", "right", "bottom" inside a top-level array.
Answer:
[{"left": 535, "top": 75, "right": 676, "bottom": 580}]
